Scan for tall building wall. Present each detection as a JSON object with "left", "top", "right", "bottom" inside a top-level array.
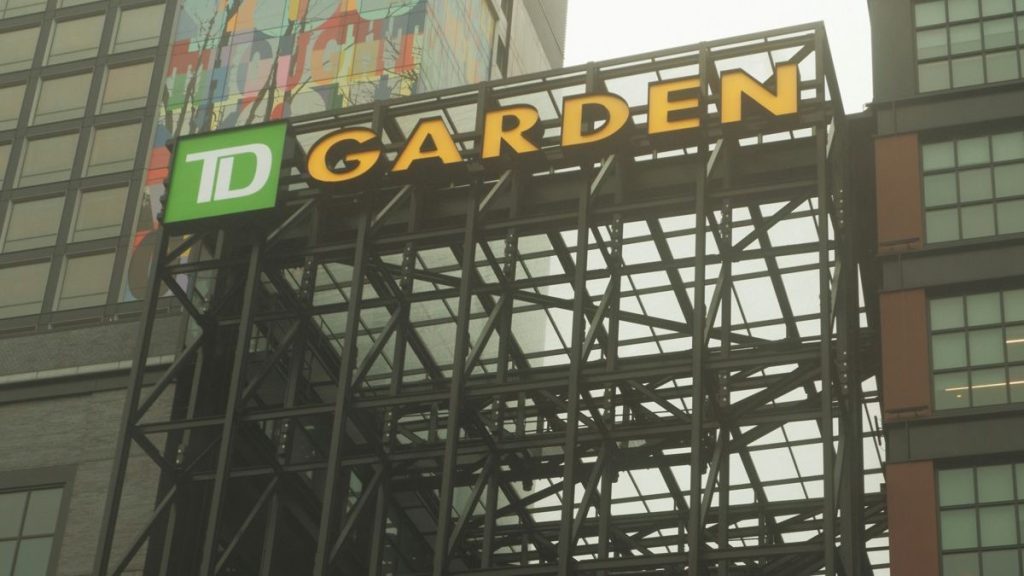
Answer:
[
  {"left": 0, "top": 2, "right": 566, "bottom": 574},
  {"left": 870, "top": 0, "right": 1024, "bottom": 574}
]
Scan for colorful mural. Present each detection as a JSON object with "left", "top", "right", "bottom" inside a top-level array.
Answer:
[{"left": 123, "top": 0, "right": 497, "bottom": 301}]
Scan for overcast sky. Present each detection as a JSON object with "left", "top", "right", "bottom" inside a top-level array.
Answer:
[{"left": 563, "top": 0, "right": 873, "bottom": 113}]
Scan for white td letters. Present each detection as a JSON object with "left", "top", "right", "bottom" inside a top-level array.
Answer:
[{"left": 186, "top": 144, "right": 274, "bottom": 204}]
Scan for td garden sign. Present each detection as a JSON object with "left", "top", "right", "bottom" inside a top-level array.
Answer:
[{"left": 163, "top": 30, "right": 827, "bottom": 226}]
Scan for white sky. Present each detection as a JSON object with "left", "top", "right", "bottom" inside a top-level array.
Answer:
[{"left": 563, "top": 0, "right": 873, "bottom": 113}]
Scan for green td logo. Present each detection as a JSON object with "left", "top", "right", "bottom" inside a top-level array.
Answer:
[{"left": 163, "top": 123, "right": 287, "bottom": 224}]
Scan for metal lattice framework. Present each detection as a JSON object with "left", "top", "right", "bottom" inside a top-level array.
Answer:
[{"left": 94, "top": 24, "right": 887, "bottom": 576}]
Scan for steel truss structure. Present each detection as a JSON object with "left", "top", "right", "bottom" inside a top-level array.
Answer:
[{"left": 95, "top": 24, "right": 886, "bottom": 576}]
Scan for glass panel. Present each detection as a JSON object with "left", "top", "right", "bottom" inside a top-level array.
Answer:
[
  {"left": 101, "top": 61, "right": 154, "bottom": 113},
  {"left": 1012, "top": 365, "right": 1024, "bottom": 402},
  {"left": 982, "top": 550, "right": 1019, "bottom": 575},
  {"left": 918, "top": 28, "right": 950, "bottom": 58},
  {"left": 73, "top": 187, "right": 128, "bottom": 242},
  {"left": 927, "top": 208, "right": 961, "bottom": 242},
  {"left": 57, "top": 252, "right": 114, "bottom": 310},
  {"left": 959, "top": 168, "right": 993, "bottom": 201},
  {"left": 995, "top": 164, "right": 1024, "bottom": 198},
  {"left": 986, "top": 50, "right": 1020, "bottom": 82},
  {"left": 47, "top": 15, "right": 104, "bottom": 65},
  {"left": 935, "top": 371, "right": 971, "bottom": 409},
  {"left": 0, "top": 142, "right": 9, "bottom": 184},
  {"left": 86, "top": 123, "right": 140, "bottom": 176},
  {"left": 966, "top": 293, "right": 1001, "bottom": 326},
  {"left": 916, "top": 0, "right": 948, "bottom": 26},
  {"left": 952, "top": 56, "right": 985, "bottom": 87},
  {"left": 960, "top": 203, "right": 995, "bottom": 239},
  {"left": 941, "top": 508, "right": 978, "bottom": 549},
  {"left": 949, "top": 0, "right": 981, "bottom": 20},
  {"left": 34, "top": 73, "right": 91, "bottom": 125},
  {"left": 21, "top": 488, "right": 62, "bottom": 536},
  {"left": 932, "top": 296, "right": 966, "bottom": 330},
  {"left": 0, "top": 83, "right": 25, "bottom": 130},
  {"left": 958, "top": 136, "right": 992, "bottom": 166},
  {"left": 997, "top": 199, "right": 1024, "bottom": 234},
  {"left": 925, "top": 173, "right": 959, "bottom": 206},
  {"left": 993, "top": 132, "right": 1024, "bottom": 161},
  {"left": 1006, "top": 325, "right": 1024, "bottom": 361},
  {"left": 0, "top": 27, "right": 40, "bottom": 73},
  {"left": 1, "top": 0, "right": 46, "bottom": 18},
  {"left": 0, "top": 491, "right": 27, "bottom": 538},
  {"left": 924, "top": 141, "right": 957, "bottom": 170},
  {"left": 2, "top": 196, "right": 63, "bottom": 252},
  {"left": 950, "top": 22, "right": 983, "bottom": 54},
  {"left": 940, "top": 468, "right": 977, "bottom": 506},
  {"left": 934, "top": 332, "right": 969, "bottom": 369},
  {"left": 1005, "top": 289, "right": 1024, "bottom": 321},
  {"left": 972, "top": 367, "right": 1009, "bottom": 405},
  {"left": 977, "top": 465, "right": 1015, "bottom": 502},
  {"left": 0, "top": 261, "right": 50, "bottom": 318},
  {"left": 979, "top": 505, "right": 1016, "bottom": 545},
  {"left": 0, "top": 541, "right": 15, "bottom": 576},
  {"left": 113, "top": 4, "right": 164, "bottom": 52},
  {"left": 943, "top": 552, "right": 979, "bottom": 576},
  {"left": 19, "top": 133, "right": 78, "bottom": 187},
  {"left": 984, "top": 17, "right": 1018, "bottom": 48},
  {"left": 1018, "top": 464, "right": 1024, "bottom": 498},
  {"left": 12, "top": 536, "right": 52, "bottom": 576},
  {"left": 983, "top": 0, "right": 1015, "bottom": 14},
  {"left": 919, "top": 61, "right": 952, "bottom": 92}
]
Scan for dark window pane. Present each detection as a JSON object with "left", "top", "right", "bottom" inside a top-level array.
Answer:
[
  {"left": 113, "top": 4, "right": 164, "bottom": 52},
  {"left": 943, "top": 552, "right": 979, "bottom": 576},
  {"left": 981, "top": 549, "right": 1019, "bottom": 575},
  {"left": 12, "top": 536, "right": 52, "bottom": 576},
  {"left": 960, "top": 203, "right": 995, "bottom": 239},
  {"left": 968, "top": 329, "right": 1004, "bottom": 364},
  {"left": 952, "top": 56, "right": 985, "bottom": 87},
  {"left": 35, "top": 73, "right": 91, "bottom": 125},
  {"left": 19, "top": 133, "right": 78, "bottom": 187},
  {"left": 2, "top": 196, "right": 63, "bottom": 252},
  {"left": 21, "top": 488, "right": 62, "bottom": 536},
  {"left": 86, "top": 124, "right": 140, "bottom": 176},
  {"left": 73, "top": 187, "right": 128, "bottom": 242},
  {"left": 941, "top": 508, "right": 978, "bottom": 549},
  {"left": 101, "top": 61, "right": 154, "bottom": 113},
  {"left": 972, "top": 368, "right": 1009, "bottom": 406},
  {"left": 958, "top": 167, "right": 993, "bottom": 202},
  {"left": 0, "top": 491, "right": 27, "bottom": 538},
  {"left": 986, "top": 50, "right": 1019, "bottom": 82}
]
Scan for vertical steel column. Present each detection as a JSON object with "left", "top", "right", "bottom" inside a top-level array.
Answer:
[
  {"left": 94, "top": 228, "right": 170, "bottom": 576},
  {"left": 557, "top": 161, "right": 593, "bottom": 574},
  {"left": 717, "top": 199, "right": 732, "bottom": 576},
  {"left": 199, "top": 241, "right": 264, "bottom": 576},
  {"left": 432, "top": 188, "right": 479, "bottom": 576},
  {"left": 313, "top": 208, "right": 371, "bottom": 576},
  {"left": 688, "top": 46, "right": 710, "bottom": 575}
]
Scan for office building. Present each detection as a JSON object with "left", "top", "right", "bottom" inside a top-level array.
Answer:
[
  {"left": 870, "top": 0, "right": 1024, "bottom": 574},
  {"left": 0, "top": 1, "right": 566, "bottom": 574}
]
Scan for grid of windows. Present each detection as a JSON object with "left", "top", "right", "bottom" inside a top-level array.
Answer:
[
  {"left": 915, "top": 0, "right": 1024, "bottom": 92},
  {"left": 930, "top": 288, "right": 1024, "bottom": 409},
  {"left": 0, "top": 1, "right": 167, "bottom": 322},
  {"left": 938, "top": 463, "right": 1024, "bottom": 575},
  {"left": 923, "top": 130, "right": 1024, "bottom": 244},
  {"left": 0, "top": 485, "right": 64, "bottom": 576}
]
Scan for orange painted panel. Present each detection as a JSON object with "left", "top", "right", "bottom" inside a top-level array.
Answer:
[
  {"left": 887, "top": 461, "right": 939, "bottom": 576},
  {"left": 881, "top": 290, "right": 932, "bottom": 421},
  {"left": 876, "top": 134, "right": 924, "bottom": 253}
]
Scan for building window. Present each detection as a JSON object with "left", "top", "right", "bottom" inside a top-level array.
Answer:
[
  {"left": 112, "top": 5, "right": 163, "bottom": 53},
  {"left": 923, "top": 130, "right": 1024, "bottom": 244},
  {"left": 99, "top": 61, "right": 153, "bottom": 114},
  {"left": 0, "top": 485, "right": 64, "bottom": 576},
  {"left": 0, "top": 261, "right": 50, "bottom": 318},
  {"left": 18, "top": 133, "right": 78, "bottom": 187},
  {"left": 0, "top": 143, "right": 10, "bottom": 184},
  {"left": 33, "top": 73, "right": 91, "bottom": 125},
  {"left": 930, "top": 288, "right": 1024, "bottom": 410},
  {"left": 55, "top": 251, "right": 114, "bottom": 310},
  {"left": 71, "top": 186, "right": 127, "bottom": 242},
  {"left": 0, "top": 0, "right": 46, "bottom": 19},
  {"left": 914, "top": 0, "right": 1024, "bottom": 92},
  {"left": 938, "top": 463, "right": 1024, "bottom": 574},
  {"left": 84, "top": 123, "right": 139, "bottom": 176},
  {"left": 46, "top": 15, "right": 104, "bottom": 65},
  {"left": 0, "top": 84, "right": 24, "bottom": 131},
  {"left": 0, "top": 26, "right": 40, "bottom": 74},
  {"left": 1, "top": 196, "right": 63, "bottom": 252}
]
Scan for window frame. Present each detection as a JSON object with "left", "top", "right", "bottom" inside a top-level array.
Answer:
[{"left": 0, "top": 466, "right": 74, "bottom": 576}]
